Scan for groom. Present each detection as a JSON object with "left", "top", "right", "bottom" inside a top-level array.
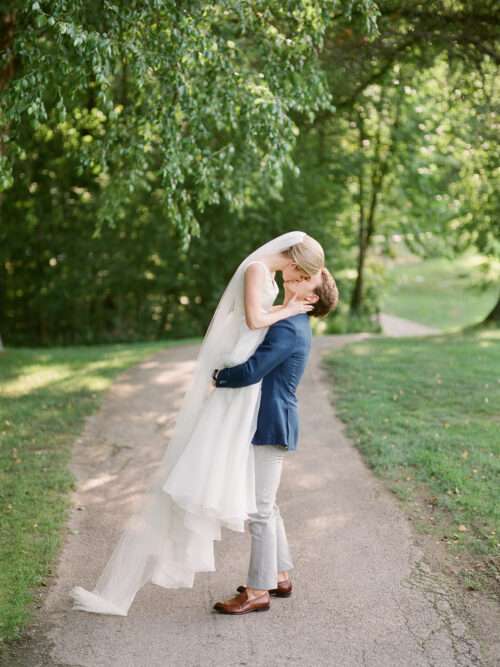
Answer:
[{"left": 211, "top": 267, "right": 339, "bottom": 615}]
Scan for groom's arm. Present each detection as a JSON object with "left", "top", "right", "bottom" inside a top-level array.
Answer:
[{"left": 215, "top": 319, "right": 296, "bottom": 388}]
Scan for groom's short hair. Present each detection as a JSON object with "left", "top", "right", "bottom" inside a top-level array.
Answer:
[{"left": 309, "top": 268, "right": 339, "bottom": 318}]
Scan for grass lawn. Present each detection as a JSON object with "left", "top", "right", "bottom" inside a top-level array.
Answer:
[
  {"left": 0, "top": 340, "right": 198, "bottom": 646},
  {"left": 325, "top": 327, "right": 500, "bottom": 594},
  {"left": 381, "top": 252, "right": 499, "bottom": 330}
]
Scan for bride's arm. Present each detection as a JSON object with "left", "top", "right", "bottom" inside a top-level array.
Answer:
[{"left": 244, "top": 263, "right": 312, "bottom": 330}]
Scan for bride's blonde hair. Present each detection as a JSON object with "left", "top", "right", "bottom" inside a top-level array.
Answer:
[{"left": 284, "top": 234, "right": 325, "bottom": 276}]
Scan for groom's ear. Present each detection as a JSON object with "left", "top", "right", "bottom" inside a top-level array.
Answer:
[{"left": 305, "top": 294, "right": 319, "bottom": 303}]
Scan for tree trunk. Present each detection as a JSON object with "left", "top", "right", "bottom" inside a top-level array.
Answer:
[
  {"left": 0, "top": 259, "right": 5, "bottom": 351},
  {"left": 350, "top": 114, "right": 367, "bottom": 314},
  {"left": 1, "top": 11, "right": 16, "bottom": 350},
  {"left": 0, "top": 11, "right": 16, "bottom": 92},
  {"left": 483, "top": 291, "right": 500, "bottom": 324},
  {"left": 350, "top": 84, "right": 402, "bottom": 315}
]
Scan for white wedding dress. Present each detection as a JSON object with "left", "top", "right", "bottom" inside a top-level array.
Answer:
[
  {"left": 69, "top": 239, "right": 297, "bottom": 615},
  {"left": 162, "top": 262, "right": 279, "bottom": 533}
]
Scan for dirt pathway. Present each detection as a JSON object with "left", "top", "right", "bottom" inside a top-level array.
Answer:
[{"left": 9, "top": 328, "right": 500, "bottom": 666}]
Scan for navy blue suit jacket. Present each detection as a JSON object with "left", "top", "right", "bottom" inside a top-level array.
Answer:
[{"left": 215, "top": 314, "right": 312, "bottom": 452}]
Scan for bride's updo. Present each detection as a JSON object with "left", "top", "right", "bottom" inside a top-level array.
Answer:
[{"left": 284, "top": 234, "right": 325, "bottom": 276}]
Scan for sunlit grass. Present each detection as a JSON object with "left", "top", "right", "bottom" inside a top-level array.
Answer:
[{"left": 381, "top": 252, "right": 499, "bottom": 330}]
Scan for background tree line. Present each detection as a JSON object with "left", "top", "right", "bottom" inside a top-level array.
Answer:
[{"left": 0, "top": 1, "right": 498, "bottom": 346}]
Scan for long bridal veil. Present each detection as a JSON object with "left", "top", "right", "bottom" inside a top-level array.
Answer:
[{"left": 70, "top": 230, "right": 306, "bottom": 615}]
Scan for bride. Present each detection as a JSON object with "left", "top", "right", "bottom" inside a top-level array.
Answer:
[{"left": 70, "top": 230, "right": 324, "bottom": 616}]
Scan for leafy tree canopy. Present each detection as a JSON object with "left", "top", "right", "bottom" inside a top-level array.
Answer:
[{"left": 0, "top": 1, "right": 378, "bottom": 243}]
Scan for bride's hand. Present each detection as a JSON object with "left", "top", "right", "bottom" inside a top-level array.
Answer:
[{"left": 284, "top": 294, "right": 314, "bottom": 316}]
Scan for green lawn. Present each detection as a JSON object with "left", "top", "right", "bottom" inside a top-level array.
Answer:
[
  {"left": 0, "top": 340, "right": 197, "bottom": 646},
  {"left": 381, "top": 252, "right": 499, "bottom": 330},
  {"left": 325, "top": 328, "right": 500, "bottom": 593}
]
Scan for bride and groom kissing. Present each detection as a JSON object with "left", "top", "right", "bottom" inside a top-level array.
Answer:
[
  {"left": 70, "top": 231, "right": 338, "bottom": 618},
  {"left": 211, "top": 242, "right": 338, "bottom": 614}
]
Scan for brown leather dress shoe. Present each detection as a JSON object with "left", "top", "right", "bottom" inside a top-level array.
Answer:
[
  {"left": 236, "top": 578, "right": 292, "bottom": 597},
  {"left": 213, "top": 589, "right": 271, "bottom": 614}
]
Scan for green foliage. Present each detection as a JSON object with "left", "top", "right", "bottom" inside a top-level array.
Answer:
[
  {"left": 1, "top": 1, "right": 379, "bottom": 238},
  {"left": 2, "top": 1, "right": 499, "bottom": 342},
  {"left": 0, "top": 1, "right": 381, "bottom": 344},
  {"left": 275, "top": 8, "right": 499, "bottom": 315},
  {"left": 301, "top": 0, "right": 500, "bottom": 315}
]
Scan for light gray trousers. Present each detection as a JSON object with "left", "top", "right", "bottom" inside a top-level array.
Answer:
[{"left": 247, "top": 444, "right": 294, "bottom": 590}]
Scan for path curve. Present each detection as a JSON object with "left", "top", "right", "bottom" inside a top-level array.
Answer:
[
  {"left": 378, "top": 312, "right": 441, "bottom": 337},
  {"left": 17, "top": 331, "right": 500, "bottom": 666}
]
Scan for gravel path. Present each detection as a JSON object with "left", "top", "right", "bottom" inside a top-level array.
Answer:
[{"left": 9, "top": 319, "right": 499, "bottom": 666}]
